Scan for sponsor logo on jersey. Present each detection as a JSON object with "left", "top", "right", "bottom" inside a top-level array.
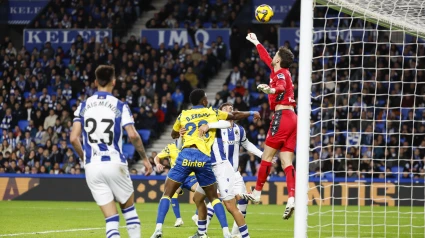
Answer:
[
  {"left": 93, "top": 150, "right": 119, "bottom": 156},
  {"left": 182, "top": 159, "right": 206, "bottom": 167},
  {"left": 222, "top": 140, "right": 241, "bottom": 145},
  {"left": 277, "top": 73, "right": 285, "bottom": 80}
]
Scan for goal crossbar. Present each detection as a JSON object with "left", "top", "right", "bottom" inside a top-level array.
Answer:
[{"left": 315, "top": 0, "right": 425, "bottom": 38}]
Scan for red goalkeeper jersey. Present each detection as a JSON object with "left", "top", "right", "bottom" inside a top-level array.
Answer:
[{"left": 256, "top": 44, "right": 296, "bottom": 111}]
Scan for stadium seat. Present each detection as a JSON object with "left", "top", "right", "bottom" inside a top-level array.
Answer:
[
  {"left": 137, "top": 130, "right": 151, "bottom": 143},
  {"left": 391, "top": 166, "right": 403, "bottom": 177},
  {"left": 18, "top": 120, "right": 29, "bottom": 132},
  {"left": 65, "top": 8, "right": 73, "bottom": 15},
  {"left": 375, "top": 123, "right": 385, "bottom": 132},
  {"left": 415, "top": 108, "right": 424, "bottom": 119},
  {"left": 62, "top": 58, "right": 71, "bottom": 67},
  {"left": 122, "top": 143, "right": 135, "bottom": 158},
  {"left": 69, "top": 99, "right": 77, "bottom": 107},
  {"left": 377, "top": 100, "right": 386, "bottom": 106},
  {"left": 250, "top": 92, "right": 259, "bottom": 99},
  {"left": 401, "top": 108, "right": 411, "bottom": 120},
  {"left": 324, "top": 172, "right": 334, "bottom": 180},
  {"left": 47, "top": 86, "right": 54, "bottom": 95}
]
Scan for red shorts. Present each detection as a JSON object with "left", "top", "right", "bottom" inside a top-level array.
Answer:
[{"left": 265, "top": 109, "right": 297, "bottom": 152}]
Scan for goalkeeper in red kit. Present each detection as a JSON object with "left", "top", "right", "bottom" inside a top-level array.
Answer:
[{"left": 244, "top": 33, "right": 297, "bottom": 220}]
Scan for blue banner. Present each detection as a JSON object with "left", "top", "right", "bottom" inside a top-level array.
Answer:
[
  {"left": 252, "top": 0, "right": 296, "bottom": 24},
  {"left": 278, "top": 28, "right": 379, "bottom": 49},
  {"left": 8, "top": 0, "right": 49, "bottom": 25},
  {"left": 278, "top": 28, "right": 425, "bottom": 49},
  {"left": 141, "top": 29, "right": 230, "bottom": 57},
  {"left": 24, "top": 29, "right": 113, "bottom": 51}
]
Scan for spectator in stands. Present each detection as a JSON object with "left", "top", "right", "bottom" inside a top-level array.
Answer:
[
  {"left": 0, "top": 108, "right": 13, "bottom": 130},
  {"left": 184, "top": 67, "right": 198, "bottom": 88},
  {"left": 44, "top": 109, "right": 58, "bottom": 129}
]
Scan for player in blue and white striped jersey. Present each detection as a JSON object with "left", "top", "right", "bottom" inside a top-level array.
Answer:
[
  {"left": 192, "top": 102, "right": 263, "bottom": 238},
  {"left": 70, "top": 65, "right": 153, "bottom": 238}
]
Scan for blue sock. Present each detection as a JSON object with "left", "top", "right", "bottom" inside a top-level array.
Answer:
[
  {"left": 238, "top": 199, "right": 248, "bottom": 217},
  {"left": 211, "top": 199, "right": 228, "bottom": 228},
  {"left": 171, "top": 198, "right": 181, "bottom": 219},
  {"left": 121, "top": 205, "right": 141, "bottom": 238},
  {"left": 105, "top": 214, "right": 120, "bottom": 238},
  {"left": 156, "top": 196, "right": 171, "bottom": 225},
  {"left": 195, "top": 209, "right": 198, "bottom": 215},
  {"left": 207, "top": 203, "right": 214, "bottom": 221},
  {"left": 198, "top": 220, "right": 207, "bottom": 235},
  {"left": 239, "top": 224, "right": 250, "bottom": 238}
]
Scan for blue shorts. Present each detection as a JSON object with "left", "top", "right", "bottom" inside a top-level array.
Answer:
[
  {"left": 168, "top": 148, "right": 216, "bottom": 187},
  {"left": 181, "top": 175, "right": 197, "bottom": 191}
]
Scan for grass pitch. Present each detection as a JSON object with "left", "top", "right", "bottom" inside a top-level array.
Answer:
[{"left": 0, "top": 201, "right": 423, "bottom": 237}]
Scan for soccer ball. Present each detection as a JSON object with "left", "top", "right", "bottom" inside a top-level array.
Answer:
[{"left": 255, "top": 4, "right": 274, "bottom": 23}]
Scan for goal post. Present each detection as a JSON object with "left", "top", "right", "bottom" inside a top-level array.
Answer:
[
  {"left": 296, "top": 0, "right": 425, "bottom": 237},
  {"left": 295, "top": 0, "right": 314, "bottom": 237}
]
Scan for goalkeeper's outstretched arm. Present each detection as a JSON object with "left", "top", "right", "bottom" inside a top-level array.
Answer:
[{"left": 246, "top": 33, "right": 273, "bottom": 70}]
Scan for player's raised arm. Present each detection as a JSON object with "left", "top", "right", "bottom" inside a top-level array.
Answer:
[
  {"left": 124, "top": 124, "right": 152, "bottom": 176},
  {"left": 227, "top": 110, "right": 261, "bottom": 122},
  {"left": 246, "top": 33, "right": 273, "bottom": 70}
]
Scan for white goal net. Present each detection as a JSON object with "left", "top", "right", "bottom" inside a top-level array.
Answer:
[{"left": 304, "top": 0, "right": 425, "bottom": 237}]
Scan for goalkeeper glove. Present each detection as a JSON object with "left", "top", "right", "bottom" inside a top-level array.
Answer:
[
  {"left": 257, "top": 84, "right": 276, "bottom": 94},
  {"left": 246, "top": 33, "right": 260, "bottom": 45}
]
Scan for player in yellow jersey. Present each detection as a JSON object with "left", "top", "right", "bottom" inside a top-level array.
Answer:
[
  {"left": 154, "top": 139, "right": 199, "bottom": 227},
  {"left": 151, "top": 89, "right": 260, "bottom": 238}
]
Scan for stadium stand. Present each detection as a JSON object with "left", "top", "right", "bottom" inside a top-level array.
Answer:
[
  {"left": 0, "top": 0, "right": 225, "bottom": 175},
  {"left": 28, "top": 0, "right": 152, "bottom": 37},
  {"left": 145, "top": 0, "right": 245, "bottom": 29}
]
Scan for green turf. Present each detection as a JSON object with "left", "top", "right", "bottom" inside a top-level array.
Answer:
[{"left": 0, "top": 201, "right": 424, "bottom": 237}]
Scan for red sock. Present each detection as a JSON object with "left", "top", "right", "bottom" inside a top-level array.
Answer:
[
  {"left": 284, "top": 165, "right": 296, "bottom": 198},
  {"left": 255, "top": 160, "right": 272, "bottom": 191}
]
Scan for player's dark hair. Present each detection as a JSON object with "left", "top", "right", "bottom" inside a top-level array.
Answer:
[
  {"left": 278, "top": 46, "right": 294, "bottom": 68},
  {"left": 189, "top": 89, "right": 206, "bottom": 105},
  {"left": 95, "top": 65, "right": 115, "bottom": 87},
  {"left": 219, "top": 102, "right": 233, "bottom": 110}
]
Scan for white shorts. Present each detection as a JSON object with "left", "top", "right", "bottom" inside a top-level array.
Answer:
[
  {"left": 212, "top": 160, "right": 235, "bottom": 201},
  {"left": 85, "top": 163, "right": 134, "bottom": 206},
  {"left": 233, "top": 171, "right": 247, "bottom": 195}
]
